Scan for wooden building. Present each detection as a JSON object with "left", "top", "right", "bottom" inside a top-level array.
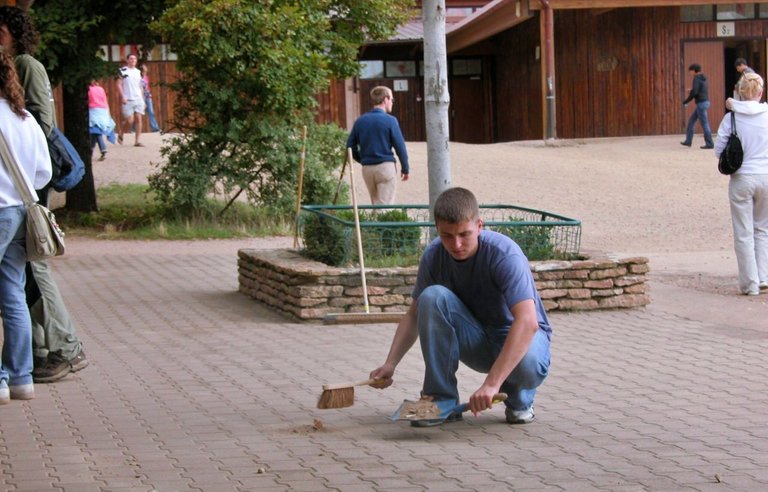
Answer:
[{"left": 341, "top": 1, "right": 768, "bottom": 143}]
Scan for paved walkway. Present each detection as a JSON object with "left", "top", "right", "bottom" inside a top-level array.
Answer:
[{"left": 1, "top": 236, "right": 767, "bottom": 491}]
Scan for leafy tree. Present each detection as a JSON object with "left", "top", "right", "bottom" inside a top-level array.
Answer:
[
  {"left": 149, "top": 0, "right": 411, "bottom": 215},
  {"left": 30, "top": 0, "right": 170, "bottom": 212}
]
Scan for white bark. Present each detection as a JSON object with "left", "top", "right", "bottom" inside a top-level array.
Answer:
[{"left": 422, "top": 0, "right": 451, "bottom": 214}]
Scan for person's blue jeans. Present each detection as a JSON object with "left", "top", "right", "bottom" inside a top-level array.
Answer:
[
  {"left": 684, "top": 101, "right": 714, "bottom": 147},
  {"left": 0, "top": 205, "right": 32, "bottom": 387},
  {"left": 145, "top": 95, "right": 160, "bottom": 132},
  {"left": 90, "top": 133, "right": 107, "bottom": 154},
  {"left": 416, "top": 285, "right": 551, "bottom": 411}
]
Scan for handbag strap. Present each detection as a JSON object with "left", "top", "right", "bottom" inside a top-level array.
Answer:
[
  {"left": 730, "top": 111, "right": 738, "bottom": 136},
  {"left": 0, "top": 128, "right": 37, "bottom": 207}
]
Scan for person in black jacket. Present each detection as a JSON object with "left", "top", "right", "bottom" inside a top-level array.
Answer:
[{"left": 681, "top": 63, "right": 715, "bottom": 149}]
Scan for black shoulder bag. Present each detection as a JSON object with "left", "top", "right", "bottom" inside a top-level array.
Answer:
[{"left": 718, "top": 112, "right": 743, "bottom": 175}]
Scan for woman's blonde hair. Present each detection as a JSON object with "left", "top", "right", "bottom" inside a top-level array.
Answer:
[{"left": 737, "top": 72, "right": 764, "bottom": 101}]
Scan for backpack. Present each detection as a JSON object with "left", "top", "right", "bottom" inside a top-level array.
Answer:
[{"left": 47, "top": 127, "right": 85, "bottom": 192}]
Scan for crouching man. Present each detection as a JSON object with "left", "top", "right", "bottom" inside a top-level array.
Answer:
[{"left": 370, "top": 187, "right": 551, "bottom": 426}]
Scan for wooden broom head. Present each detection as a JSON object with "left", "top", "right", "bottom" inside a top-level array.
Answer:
[{"left": 317, "top": 387, "right": 355, "bottom": 409}]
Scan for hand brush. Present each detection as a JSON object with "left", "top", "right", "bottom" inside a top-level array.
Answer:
[{"left": 317, "top": 378, "right": 381, "bottom": 409}]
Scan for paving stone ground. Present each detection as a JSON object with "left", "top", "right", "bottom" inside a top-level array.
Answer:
[
  {"left": 3, "top": 132, "right": 768, "bottom": 491},
  {"left": 1, "top": 237, "right": 766, "bottom": 491}
]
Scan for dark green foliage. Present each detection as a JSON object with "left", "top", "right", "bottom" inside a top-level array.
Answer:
[
  {"left": 149, "top": 0, "right": 409, "bottom": 216},
  {"left": 301, "top": 210, "right": 354, "bottom": 267}
]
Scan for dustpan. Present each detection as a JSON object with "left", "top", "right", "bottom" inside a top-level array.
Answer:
[{"left": 391, "top": 393, "right": 507, "bottom": 425}]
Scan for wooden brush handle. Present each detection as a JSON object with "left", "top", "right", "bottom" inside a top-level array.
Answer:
[
  {"left": 322, "top": 379, "right": 379, "bottom": 391},
  {"left": 491, "top": 392, "right": 508, "bottom": 403}
]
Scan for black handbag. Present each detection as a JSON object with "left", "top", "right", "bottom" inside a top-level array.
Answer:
[{"left": 718, "top": 112, "right": 743, "bottom": 175}]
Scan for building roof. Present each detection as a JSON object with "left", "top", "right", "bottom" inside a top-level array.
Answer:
[{"left": 370, "top": 0, "right": 757, "bottom": 51}]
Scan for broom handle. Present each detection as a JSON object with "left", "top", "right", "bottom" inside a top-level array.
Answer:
[
  {"left": 347, "top": 148, "right": 369, "bottom": 314},
  {"left": 332, "top": 155, "right": 347, "bottom": 205},
  {"left": 322, "top": 378, "right": 378, "bottom": 390},
  {"left": 293, "top": 125, "right": 308, "bottom": 248}
]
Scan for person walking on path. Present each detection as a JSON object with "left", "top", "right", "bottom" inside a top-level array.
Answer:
[
  {"left": 719, "top": 73, "right": 768, "bottom": 296},
  {"left": 140, "top": 64, "right": 160, "bottom": 133},
  {"left": 0, "top": 6, "right": 89, "bottom": 384},
  {"left": 681, "top": 63, "right": 715, "bottom": 149},
  {"left": 117, "top": 53, "right": 145, "bottom": 147},
  {"left": 346, "top": 86, "right": 409, "bottom": 205},
  {"left": 369, "top": 187, "right": 551, "bottom": 427},
  {"left": 88, "top": 80, "right": 116, "bottom": 161},
  {"left": 0, "top": 50, "right": 52, "bottom": 404}
]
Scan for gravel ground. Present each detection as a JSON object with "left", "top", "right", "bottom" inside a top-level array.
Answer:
[{"left": 53, "top": 130, "right": 749, "bottom": 296}]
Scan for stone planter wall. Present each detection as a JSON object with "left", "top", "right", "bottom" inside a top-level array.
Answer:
[{"left": 238, "top": 249, "right": 650, "bottom": 322}]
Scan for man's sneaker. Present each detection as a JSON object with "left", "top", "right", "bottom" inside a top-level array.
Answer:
[
  {"left": 69, "top": 349, "right": 89, "bottom": 372},
  {"left": 9, "top": 383, "right": 34, "bottom": 400},
  {"left": 0, "top": 381, "right": 9, "bottom": 405},
  {"left": 760, "top": 282, "right": 768, "bottom": 290},
  {"left": 505, "top": 406, "right": 535, "bottom": 424},
  {"left": 33, "top": 352, "right": 71, "bottom": 383}
]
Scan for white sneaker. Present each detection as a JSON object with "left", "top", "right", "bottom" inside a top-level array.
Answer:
[
  {"left": 505, "top": 406, "right": 535, "bottom": 424},
  {"left": 759, "top": 282, "right": 768, "bottom": 290},
  {"left": 0, "top": 381, "right": 9, "bottom": 405},
  {"left": 10, "top": 383, "right": 34, "bottom": 400}
]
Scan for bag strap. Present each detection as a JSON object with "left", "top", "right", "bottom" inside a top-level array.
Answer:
[
  {"left": 731, "top": 111, "right": 738, "bottom": 136},
  {"left": 0, "top": 128, "right": 37, "bottom": 207}
]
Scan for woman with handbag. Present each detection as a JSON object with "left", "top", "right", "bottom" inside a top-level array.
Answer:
[
  {"left": 0, "top": 51, "right": 52, "bottom": 404},
  {"left": 716, "top": 72, "right": 768, "bottom": 296}
]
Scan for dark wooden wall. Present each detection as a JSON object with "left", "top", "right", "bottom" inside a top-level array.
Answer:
[
  {"left": 57, "top": 63, "right": 343, "bottom": 134},
  {"left": 54, "top": 61, "right": 179, "bottom": 134},
  {"left": 315, "top": 80, "right": 347, "bottom": 128},
  {"left": 491, "top": 18, "right": 543, "bottom": 141},
  {"left": 552, "top": 7, "right": 681, "bottom": 139}
]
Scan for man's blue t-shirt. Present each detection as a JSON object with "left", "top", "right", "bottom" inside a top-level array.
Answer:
[{"left": 413, "top": 230, "right": 552, "bottom": 337}]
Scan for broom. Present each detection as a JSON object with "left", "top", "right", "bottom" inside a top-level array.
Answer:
[
  {"left": 293, "top": 125, "right": 308, "bottom": 249},
  {"left": 317, "top": 378, "right": 380, "bottom": 409}
]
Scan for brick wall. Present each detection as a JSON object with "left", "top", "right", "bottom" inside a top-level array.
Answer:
[{"left": 238, "top": 249, "right": 650, "bottom": 322}]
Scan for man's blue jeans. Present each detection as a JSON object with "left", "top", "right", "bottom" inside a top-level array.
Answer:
[
  {"left": 0, "top": 205, "right": 33, "bottom": 387},
  {"left": 416, "top": 285, "right": 550, "bottom": 411},
  {"left": 684, "top": 101, "right": 714, "bottom": 147}
]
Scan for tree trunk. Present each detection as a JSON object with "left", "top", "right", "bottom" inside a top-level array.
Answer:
[
  {"left": 422, "top": 0, "right": 451, "bottom": 215},
  {"left": 62, "top": 82, "right": 98, "bottom": 212}
]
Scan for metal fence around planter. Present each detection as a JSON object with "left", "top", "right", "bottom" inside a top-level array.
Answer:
[{"left": 299, "top": 204, "right": 581, "bottom": 267}]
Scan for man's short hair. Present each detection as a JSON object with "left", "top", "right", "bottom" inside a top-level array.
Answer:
[
  {"left": 688, "top": 63, "right": 702, "bottom": 73},
  {"left": 370, "top": 86, "right": 392, "bottom": 105},
  {"left": 734, "top": 58, "right": 748, "bottom": 68},
  {"left": 0, "top": 6, "right": 39, "bottom": 56},
  {"left": 434, "top": 187, "right": 479, "bottom": 224}
]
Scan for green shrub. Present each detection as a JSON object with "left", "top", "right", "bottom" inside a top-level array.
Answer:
[
  {"left": 301, "top": 208, "right": 422, "bottom": 267},
  {"left": 491, "top": 218, "right": 556, "bottom": 261},
  {"left": 301, "top": 210, "right": 354, "bottom": 266},
  {"left": 362, "top": 210, "right": 421, "bottom": 258}
]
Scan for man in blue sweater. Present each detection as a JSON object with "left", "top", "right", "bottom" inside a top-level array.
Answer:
[{"left": 347, "top": 86, "right": 409, "bottom": 204}]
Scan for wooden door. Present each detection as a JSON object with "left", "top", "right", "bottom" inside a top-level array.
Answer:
[
  {"left": 682, "top": 41, "right": 725, "bottom": 135},
  {"left": 450, "top": 76, "right": 489, "bottom": 143}
]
